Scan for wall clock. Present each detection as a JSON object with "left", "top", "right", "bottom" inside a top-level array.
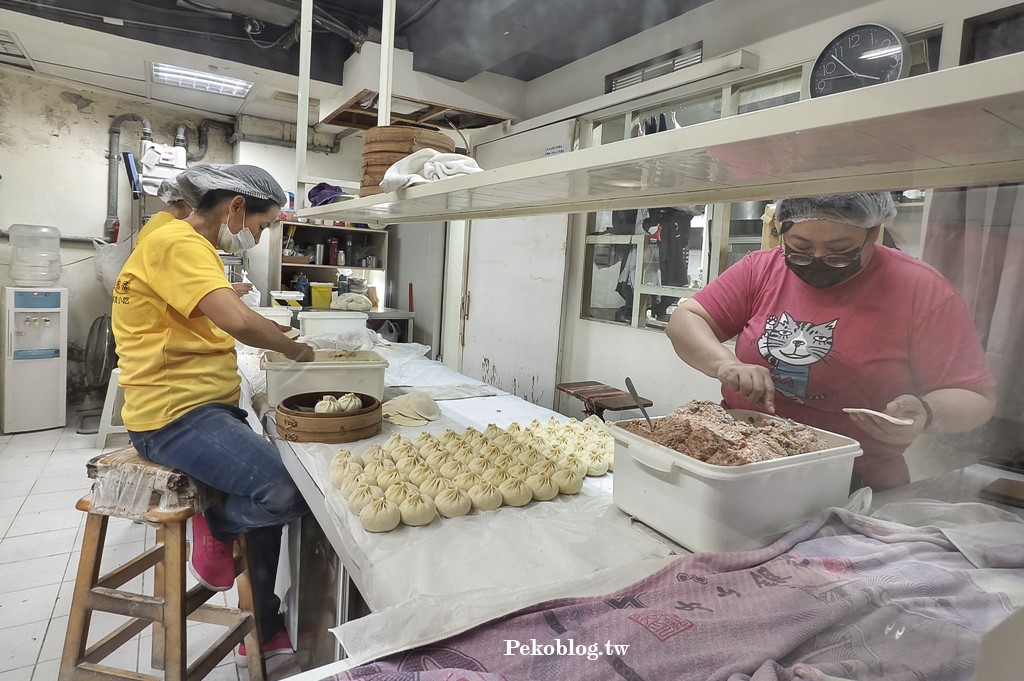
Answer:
[{"left": 809, "top": 24, "right": 910, "bottom": 98}]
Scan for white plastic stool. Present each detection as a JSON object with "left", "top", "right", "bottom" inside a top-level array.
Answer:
[{"left": 96, "top": 367, "right": 128, "bottom": 448}]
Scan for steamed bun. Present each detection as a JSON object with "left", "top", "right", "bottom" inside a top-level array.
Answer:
[
  {"left": 359, "top": 497, "right": 401, "bottom": 532},
  {"left": 434, "top": 487, "right": 472, "bottom": 518}
]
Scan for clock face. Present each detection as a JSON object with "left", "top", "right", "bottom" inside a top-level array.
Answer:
[{"left": 809, "top": 24, "right": 910, "bottom": 98}]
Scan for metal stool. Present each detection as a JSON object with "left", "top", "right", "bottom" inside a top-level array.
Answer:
[{"left": 59, "top": 447, "right": 267, "bottom": 681}]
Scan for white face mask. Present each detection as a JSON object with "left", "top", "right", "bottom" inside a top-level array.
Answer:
[{"left": 216, "top": 209, "right": 255, "bottom": 253}]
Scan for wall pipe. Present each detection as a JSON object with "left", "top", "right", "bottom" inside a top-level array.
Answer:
[
  {"left": 227, "top": 131, "right": 351, "bottom": 154},
  {"left": 106, "top": 114, "right": 152, "bottom": 241},
  {"left": 185, "top": 119, "right": 235, "bottom": 162}
]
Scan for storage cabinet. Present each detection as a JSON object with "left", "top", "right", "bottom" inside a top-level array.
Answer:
[{"left": 272, "top": 221, "right": 389, "bottom": 301}]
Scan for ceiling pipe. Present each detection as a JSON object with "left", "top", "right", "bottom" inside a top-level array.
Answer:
[
  {"left": 106, "top": 114, "right": 153, "bottom": 242},
  {"left": 228, "top": 131, "right": 350, "bottom": 154}
]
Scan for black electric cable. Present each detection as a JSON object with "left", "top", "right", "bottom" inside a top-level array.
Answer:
[{"left": 397, "top": 0, "right": 443, "bottom": 32}]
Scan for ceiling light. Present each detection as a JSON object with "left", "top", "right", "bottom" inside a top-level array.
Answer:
[{"left": 152, "top": 63, "right": 253, "bottom": 98}]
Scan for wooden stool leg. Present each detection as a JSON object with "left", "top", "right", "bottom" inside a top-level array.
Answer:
[
  {"left": 151, "top": 523, "right": 166, "bottom": 670},
  {"left": 235, "top": 535, "right": 267, "bottom": 681},
  {"left": 162, "top": 521, "right": 188, "bottom": 681},
  {"left": 58, "top": 513, "right": 108, "bottom": 681}
]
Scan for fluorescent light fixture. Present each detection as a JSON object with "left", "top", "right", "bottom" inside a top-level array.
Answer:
[
  {"left": 152, "top": 63, "right": 253, "bottom": 98},
  {"left": 859, "top": 46, "right": 902, "bottom": 60}
]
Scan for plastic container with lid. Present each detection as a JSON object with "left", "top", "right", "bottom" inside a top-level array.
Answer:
[
  {"left": 297, "top": 311, "right": 368, "bottom": 336},
  {"left": 8, "top": 224, "right": 61, "bottom": 286},
  {"left": 309, "top": 283, "right": 334, "bottom": 309},
  {"left": 262, "top": 349, "right": 388, "bottom": 406},
  {"left": 237, "top": 307, "right": 294, "bottom": 353}
]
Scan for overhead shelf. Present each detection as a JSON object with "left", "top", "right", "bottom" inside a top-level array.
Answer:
[{"left": 296, "top": 52, "right": 1024, "bottom": 225}]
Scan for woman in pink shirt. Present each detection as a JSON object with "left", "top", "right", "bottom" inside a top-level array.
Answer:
[{"left": 667, "top": 192, "right": 996, "bottom": 489}]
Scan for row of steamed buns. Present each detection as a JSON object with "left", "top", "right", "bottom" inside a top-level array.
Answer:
[{"left": 329, "top": 416, "right": 614, "bottom": 532}]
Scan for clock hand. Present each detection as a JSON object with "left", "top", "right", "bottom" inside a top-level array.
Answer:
[{"left": 833, "top": 55, "right": 858, "bottom": 76}]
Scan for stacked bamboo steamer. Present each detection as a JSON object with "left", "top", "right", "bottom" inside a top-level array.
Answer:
[{"left": 361, "top": 124, "right": 455, "bottom": 196}]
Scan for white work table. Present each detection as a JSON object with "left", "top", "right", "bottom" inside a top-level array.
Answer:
[{"left": 236, "top": 350, "right": 673, "bottom": 620}]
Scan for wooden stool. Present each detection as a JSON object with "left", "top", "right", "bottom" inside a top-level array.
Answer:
[
  {"left": 556, "top": 380, "right": 653, "bottom": 420},
  {"left": 59, "top": 447, "right": 267, "bottom": 681}
]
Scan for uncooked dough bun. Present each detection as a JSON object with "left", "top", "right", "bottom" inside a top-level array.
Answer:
[
  {"left": 408, "top": 462, "right": 436, "bottom": 487},
  {"left": 348, "top": 484, "right": 384, "bottom": 514},
  {"left": 532, "top": 459, "right": 558, "bottom": 477},
  {"left": 552, "top": 469, "right": 584, "bottom": 495},
  {"left": 483, "top": 424, "right": 503, "bottom": 441},
  {"left": 365, "top": 457, "right": 396, "bottom": 479},
  {"left": 376, "top": 468, "right": 407, "bottom": 488},
  {"left": 437, "top": 428, "right": 460, "bottom": 446},
  {"left": 399, "top": 492, "right": 437, "bottom": 526},
  {"left": 419, "top": 474, "right": 451, "bottom": 499},
  {"left": 484, "top": 469, "right": 514, "bottom": 487},
  {"left": 382, "top": 433, "right": 406, "bottom": 454},
  {"left": 434, "top": 487, "right": 471, "bottom": 518},
  {"left": 359, "top": 497, "right": 401, "bottom": 532},
  {"left": 392, "top": 442, "right": 418, "bottom": 462},
  {"left": 468, "top": 456, "right": 494, "bottom": 475},
  {"left": 396, "top": 453, "right": 426, "bottom": 476},
  {"left": 498, "top": 478, "right": 533, "bottom": 507},
  {"left": 452, "top": 470, "right": 482, "bottom": 492},
  {"left": 505, "top": 422, "right": 523, "bottom": 436},
  {"left": 413, "top": 432, "right": 439, "bottom": 451},
  {"left": 586, "top": 455, "right": 609, "bottom": 477},
  {"left": 332, "top": 448, "right": 363, "bottom": 469},
  {"left": 385, "top": 481, "right": 420, "bottom": 506},
  {"left": 438, "top": 459, "right": 466, "bottom": 480},
  {"left": 560, "top": 455, "right": 589, "bottom": 479},
  {"left": 329, "top": 458, "right": 363, "bottom": 488},
  {"left": 506, "top": 463, "right": 533, "bottom": 481},
  {"left": 468, "top": 482, "right": 503, "bottom": 511},
  {"left": 363, "top": 444, "right": 389, "bottom": 463},
  {"left": 526, "top": 473, "right": 559, "bottom": 501},
  {"left": 480, "top": 443, "right": 502, "bottom": 460},
  {"left": 335, "top": 393, "right": 362, "bottom": 412},
  {"left": 493, "top": 433, "right": 516, "bottom": 448},
  {"left": 339, "top": 472, "right": 377, "bottom": 500},
  {"left": 494, "top": 454, "right": 518, "bottom": 471},
  {"left": 453, "top": 443, "right": 476, "bottom": 462},
  {"left": 425, "top": 448, "right": 450, "bottom": 470},
  {"left": 504, "top": 442, "right": 528, "bottom": 459}
]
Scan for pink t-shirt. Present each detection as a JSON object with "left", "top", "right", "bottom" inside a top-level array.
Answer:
[{"left": 693, "top": 245, "right": 995, "bottom": 488}]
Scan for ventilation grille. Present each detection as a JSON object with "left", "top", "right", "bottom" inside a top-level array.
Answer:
[
  {"left": 605, "top": 42, "right": 703, "bottom": 93},
  {"left": 0, "top": 29, "right": 31, "bottom": 68}
]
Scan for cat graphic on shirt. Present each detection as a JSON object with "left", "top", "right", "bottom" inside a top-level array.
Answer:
[{"left": 757, "top": 312, "right": 837, "bottom": 403}]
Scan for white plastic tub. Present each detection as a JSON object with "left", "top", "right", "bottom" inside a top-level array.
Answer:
[
  {"left": 297, "top": 311, "right": 368, "bottom": 336},
  {"left": 262, "top": 349, "right": 387, "bottom": 407},
  {"left": 610, "top": 410, "right": 862, "bottom": 553},
  {"left": 236, "top": 308, "right": 295, "bottom": 353}
]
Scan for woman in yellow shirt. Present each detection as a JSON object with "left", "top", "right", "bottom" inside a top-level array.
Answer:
[{"left": 112, "top": 164, "right": 312, "bottom": 658}]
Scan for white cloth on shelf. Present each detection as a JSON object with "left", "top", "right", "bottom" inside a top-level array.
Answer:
[
  {"left": 330, "top": 292, "right": 372, "bottom": 311},
  {"left": 379, "top": 148, "right": 484, "bottom": 193}
]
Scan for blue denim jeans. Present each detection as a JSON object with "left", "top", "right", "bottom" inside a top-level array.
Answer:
[{"left": 129, "top": 402, "right": 308, "bottom": 641}]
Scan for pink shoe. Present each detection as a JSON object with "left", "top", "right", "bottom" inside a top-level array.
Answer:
[
  {"left": 238, "top": 628, "right": 294, "bottom": 661},
  {"left": 188, "top": 513, "right": 235, "bottom": 591}
]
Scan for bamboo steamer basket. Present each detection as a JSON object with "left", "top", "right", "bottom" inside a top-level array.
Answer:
[
  {"left": 361, "top": 124, "right": 455, "bottom": 196},
  {"left": 275, "top": 391, "right": 382, "bottom": 443}
]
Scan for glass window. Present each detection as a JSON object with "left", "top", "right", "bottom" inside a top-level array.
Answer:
[{"left": 735, "top": 70, "right": 802, "bottom": 114}]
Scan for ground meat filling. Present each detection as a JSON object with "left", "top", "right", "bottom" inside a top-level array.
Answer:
[{"left": 619, "top": 401, "right": 827, "bottom": 466}]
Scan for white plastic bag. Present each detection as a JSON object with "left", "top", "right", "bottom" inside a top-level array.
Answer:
[
  {"left": 93, "top": 237, "right": 133, "bottom": 294},
  {"left": 378, "top": 320, "right": 402, "bottom": 342}
]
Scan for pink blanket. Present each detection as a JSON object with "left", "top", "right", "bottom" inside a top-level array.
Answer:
[{"left": 325, "top": 508, "right": 1023, "bottom": 681}]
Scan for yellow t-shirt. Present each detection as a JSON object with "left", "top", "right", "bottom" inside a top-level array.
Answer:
[
  {"left": 111, "top": 219, "right": 238, "bottom": 431},
  {"left": 137, "top": 211, "right": 175, "bottom": 243}
]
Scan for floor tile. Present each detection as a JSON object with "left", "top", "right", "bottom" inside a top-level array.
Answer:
[
  {"left": 139, "top": 628, "right": 240, "bottom": 677},
  {"left": 7, "top": 507, "right": 83, "bottom": 538},
  {"left": 0, "top": 527, "right": 79, "bottom": 564},
  {"left": 0, "top": 452, "right": 49, "bottom": 479},
  {"left": 2, "top": 665, "right": 36, "bottom": 680},
  {"left": 0, "top": 496, "right": 26, "bottom": 517},
  {"left": 0, "top": 481, "right": 34, "bottom": 501},
  {"left": 0, "top": 619, "right": 47, "bottom": 672},
  {"left": 3, "top": 430, "right": 62, "bottom": 456},
  {"left": 18, "top": 489, "right": 85, "bottom": 515},
  {"left": 0, "top": 516, "right": 13, "bottom": 540},
  {"left": 0, "top": 553, "right": 71, "bottom": 594},
  {"left": 0, "top": 583, "right": 61, "bottom": 629},
  {"left": 36, "top": 613, "right": 140, "bottom": 665},
  {"left": 63, "top": 540, "right": 146, "bottom": 583},
  {"left": 50, "top": 581, "right": 76, "bottom": 620},
  {"left": 29, "top": 475, "right": 91, "bottom": 496},
  {"left": 54, "top": 431, "right": 102, "bottom": 451},
  {"left": 30, "top": 658, "right": 59, "bottom": 680}
]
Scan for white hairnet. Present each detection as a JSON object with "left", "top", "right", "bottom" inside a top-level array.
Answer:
[
  {"left": 775, "top": 192, "right": 897, "bottom": 230},
  {"left": 177, "top": 164, "right": 287, "bottom": 210},
  {"left": 157, "top": 178, "right": 185, "bottom": 204}
]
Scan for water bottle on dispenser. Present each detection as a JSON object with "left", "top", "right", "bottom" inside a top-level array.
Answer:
[{"left": 8, "top": 224, "right": 61, "bottom": 286}]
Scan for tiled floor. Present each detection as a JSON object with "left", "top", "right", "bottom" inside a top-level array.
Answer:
[{"left": 0, "top": 423, "right": 305, "bottom": 680}]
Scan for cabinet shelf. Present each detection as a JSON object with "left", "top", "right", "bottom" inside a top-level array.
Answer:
[
  {"left": 281, "top": 263, "right": 385, "bottom": 272},
  {"left": 295, "top": 53, "right": 1024, "bottom": 225}
]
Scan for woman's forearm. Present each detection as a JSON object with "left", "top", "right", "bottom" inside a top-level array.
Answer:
[
  {"left": 667, "top": 303, "right": 739, "bottom": 379},
  {"left": 923, "top": 387, "right": 997, "bottom": 434}
]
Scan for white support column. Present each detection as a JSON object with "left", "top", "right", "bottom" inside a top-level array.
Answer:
[
  {"left": 378, "top": 0, "right": 397, "bottom": 127},
  {"left": 295, "top": 0, "right": 314, "bottom": 188}
]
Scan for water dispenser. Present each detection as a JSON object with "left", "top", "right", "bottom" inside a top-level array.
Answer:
[{"left": 8, "top": 224, "right": 61, "bottom": 286}]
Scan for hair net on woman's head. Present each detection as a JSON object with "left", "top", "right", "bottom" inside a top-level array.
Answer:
[
  {"left": 775, "top": 192, "right": 897, "bottom": 230},
  {"left": 177, "top": 164, "right": 287, "bottom": 209},
  {"left": 156, "top": 178, "right": 185, "bottom": 204}
]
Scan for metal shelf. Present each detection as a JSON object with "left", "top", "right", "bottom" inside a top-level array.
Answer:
[
  {"left": 296, "top": 53, "right": 1024, "bottom": 225},
  {"left": 281, "top": 263, "right": 385, "bottom": 272}
]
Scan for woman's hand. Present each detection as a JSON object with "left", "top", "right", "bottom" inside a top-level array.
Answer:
[
  {"left": 232, "top": 282, "right": 254, "bottom": 297},
  {"left": 285, "top": 341, "right": 314, "bottom": 362},
  {"left": 716, "top": 361, "right": 775, "bottom": 412},
  {"left": 848, "top": 394, "right": 927, "bottom": 444}
]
